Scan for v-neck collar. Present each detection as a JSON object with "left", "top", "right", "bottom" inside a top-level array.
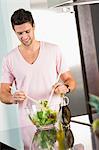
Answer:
[{"left": 17, "top": 42, "right": 42, "bottom": 66}]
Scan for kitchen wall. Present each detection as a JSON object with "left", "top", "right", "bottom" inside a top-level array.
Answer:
[{"left": 0, "top": 0, "right": 30, "bottom": 148}]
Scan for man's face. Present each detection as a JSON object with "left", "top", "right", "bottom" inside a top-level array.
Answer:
[{"left": 14, "top": 22, "right": 35, "bottom": 46}]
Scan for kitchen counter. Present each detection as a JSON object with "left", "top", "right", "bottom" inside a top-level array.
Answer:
[{"left": 0, "top": 114, "right": 99, "bottom": 150}]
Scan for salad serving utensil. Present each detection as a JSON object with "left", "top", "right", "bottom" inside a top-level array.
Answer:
[
  {"left": 10, "top": 86, "right": 44, "bottom": 109},
  {"left": 48, "top": 73, "right": 61, "bottom": 106},
  {"left": 26, "top": 95, "right": 39, "bottom": 105},
  {"left": 26, "top": 95, "right": 45, "bottom": 109}
]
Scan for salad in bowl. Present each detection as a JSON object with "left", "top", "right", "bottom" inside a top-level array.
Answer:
[{"left": 25, "top": 99, "right": 57, "bottom": 130}]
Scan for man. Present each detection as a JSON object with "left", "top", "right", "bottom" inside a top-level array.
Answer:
[{"left": 0, "top": 8, "right": 76, "bottom": 148}]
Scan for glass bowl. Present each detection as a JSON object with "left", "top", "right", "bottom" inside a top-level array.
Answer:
[
  {"left": 25, "top": 99, "right": 58, "bottom": 130},
  {"left": 32, "top": 127, "right": 57, "bottom": 150}
]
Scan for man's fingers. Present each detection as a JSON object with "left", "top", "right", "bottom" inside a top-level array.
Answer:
[
  {"left": 54, "top": 83, "right": 69, "bottom": 94},
  {"left": 13, "top": 91, "right": 26, "bottom": 102},
  {"left": 53, "top": 82, "right": 63, "bottom": 89}
]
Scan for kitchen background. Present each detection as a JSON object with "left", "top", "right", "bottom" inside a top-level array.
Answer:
[
  {"left": 0, "top": 0, "right": 99, "bottom": 149},
  {"left": 0, "top": 0, "right": 87, "bottom": 118}
]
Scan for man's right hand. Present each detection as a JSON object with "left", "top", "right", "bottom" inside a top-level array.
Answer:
[
  {"left": 0, "top": 83, "right": 26, "bottom": 104},
  {"left": 12, "top": 91, "right": 26, "bottom": 103}
]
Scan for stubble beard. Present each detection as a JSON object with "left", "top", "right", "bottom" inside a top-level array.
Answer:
[{"left": 22, "top": 38, "right": 33, "bottom": 47}]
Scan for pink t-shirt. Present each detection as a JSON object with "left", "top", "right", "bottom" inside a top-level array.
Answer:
[{"left": 1, "top": 41, "right": 69, "bottom": 126}]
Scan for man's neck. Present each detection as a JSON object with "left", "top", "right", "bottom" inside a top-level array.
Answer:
[{"left": 20, "top": 40, "right": 40, "bottom": 53}]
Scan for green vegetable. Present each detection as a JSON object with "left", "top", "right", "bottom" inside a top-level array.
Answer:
[
  {"left": 33, "top": 127, "right": 57, "bottom": 149},
  {"left": 89, "top": 94, "right": 99, "bottom": 113},
  {"left": 89, "top": 94, "right": 99, "bottom": 137},
  {"left": 31, "top": 100, "right": 57, "bottom": 127},
  {"left": 92, "top": 119, "right": 99, "bottom": 132}
]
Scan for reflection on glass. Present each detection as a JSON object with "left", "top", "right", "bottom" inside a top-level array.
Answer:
[
  {"left": 32, "top": 127, "right": 57, "bottom": 150},
  {"left": 31, "top": 125, "right": 74, "bottom": 150}
]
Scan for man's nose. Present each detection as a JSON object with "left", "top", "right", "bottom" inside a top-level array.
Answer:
[{"left": 21, "top": 32, "right": 28, "bottom": 39}]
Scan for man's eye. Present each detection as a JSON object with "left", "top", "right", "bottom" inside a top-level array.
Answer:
[
  {"left": 26, "top": 30, "right": 30, "bottom": 33},
  {"left": 18, "top": 32, "right": 22, "bottom": 35}
]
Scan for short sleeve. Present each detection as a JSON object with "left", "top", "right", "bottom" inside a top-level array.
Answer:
[
  {"left": 56, "top": 46, "right": 70, "bottom": 74},
  {"left": 1, "top": 56, "right": 15, "bottom": 83}
]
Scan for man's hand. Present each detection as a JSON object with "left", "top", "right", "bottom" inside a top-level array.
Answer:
[
  {"left": 12, "top": 91, "right": 26, "bottom": 103},
  {"left": 53, "top": 82, "right": 70, "bottom": 95}
]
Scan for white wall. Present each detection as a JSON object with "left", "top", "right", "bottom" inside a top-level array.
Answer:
[
  {"left": 0, "top": 0, "right": 30, "bottom": 148},
  {"left": 31, "top": 8, "right": 81, "bottom": 67}
]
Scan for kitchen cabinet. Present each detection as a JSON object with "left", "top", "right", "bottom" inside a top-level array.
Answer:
[
  {"left": 47, "top": 0, "right": 73, "bottom": 7},
  {"left": 47, "top": 0, "right": 99, "bottom": 7}
]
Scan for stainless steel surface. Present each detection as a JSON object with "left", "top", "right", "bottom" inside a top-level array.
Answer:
[
  {"left": 30, "top": 0, "right": 48, "bottom": 8},
  {"left": 68, "top": 65, "right": 87, "bottom": 117},
  {"left": 47, "top": 0, "right": 73, "bottom": 7},
  {"left": 47, "top": 0, "right": 99, "bottom": 7}
]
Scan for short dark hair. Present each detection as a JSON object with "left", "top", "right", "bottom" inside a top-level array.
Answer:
[{"left": 11, "top": 8, "right": 35, "bottom": 30}]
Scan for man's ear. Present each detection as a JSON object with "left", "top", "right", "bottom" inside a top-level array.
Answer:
[{"left": 33, "top": 24, "right": 35, "bottom": 29}]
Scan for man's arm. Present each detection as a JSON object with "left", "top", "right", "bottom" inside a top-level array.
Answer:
[
  {"left": 53, "top": 71, "right": 76, "bottom": 95},
  {"left": 0, "top": 83, "right": 13, "bottom": 104},
  {"left": 0, "top": 83, "right": 26, "bottom": 104}
]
